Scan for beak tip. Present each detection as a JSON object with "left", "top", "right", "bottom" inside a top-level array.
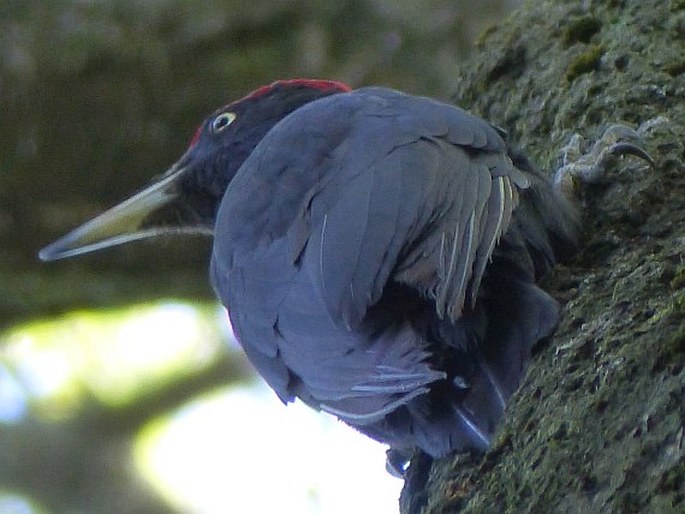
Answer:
[
  {"left": 38, "top": 234, "right": 77, "bottom": 262},
  {"left": 38, "top": 244, "right": 61, "bottom": 262},
  {"left": 37, "top": 163, "right": 190, "bottom": 263}
]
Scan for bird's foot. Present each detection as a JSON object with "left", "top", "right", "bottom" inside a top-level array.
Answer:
[
  {"left": 553, "top": 122, "right": 659, "bottom": 200},
  {"left": 386, "top": 448, "right": 413, "bottom": 478}
]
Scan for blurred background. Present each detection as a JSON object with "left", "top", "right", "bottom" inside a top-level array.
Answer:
[{"left": 1, "top": 1, "right": 520, "bottom": 512}]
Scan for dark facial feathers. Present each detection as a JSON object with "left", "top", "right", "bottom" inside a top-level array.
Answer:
[
  {"left": 210, "top": 87, "right": 578, "bottom": 458},
  {"left": 178, "top": 83, "right": 350, "bottom": 227}
]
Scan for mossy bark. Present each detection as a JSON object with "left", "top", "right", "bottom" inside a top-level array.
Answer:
[{"left": 401, "top": 0, "right": 685, "bottom": 512}]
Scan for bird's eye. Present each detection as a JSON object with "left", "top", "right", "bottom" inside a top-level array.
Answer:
[{"left": 212, "top": 112, "right": 237, "bottom": 133}]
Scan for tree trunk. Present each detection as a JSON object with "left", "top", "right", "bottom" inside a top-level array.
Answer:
[{"left": 400, "top": 0, "right": 685, "bottom": 512}]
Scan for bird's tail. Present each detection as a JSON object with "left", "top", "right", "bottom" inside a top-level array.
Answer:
[{"left": 407, "top": 275, "right": 562, "bottom": 458}]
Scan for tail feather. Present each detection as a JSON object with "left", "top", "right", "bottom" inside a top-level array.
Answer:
[
  {"left": 478, "top": 278, "right": 561, "bottom": 398},
  {"left": 450, "top": 402, "right": 491, "bottom": 450},
  {"left": 350, "top": 277, "right": 561, "bottom": 459}
]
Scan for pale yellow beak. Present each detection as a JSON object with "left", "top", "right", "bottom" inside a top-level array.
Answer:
[{"left": 39, "top": 163, "right": 211, "bottom": 261}]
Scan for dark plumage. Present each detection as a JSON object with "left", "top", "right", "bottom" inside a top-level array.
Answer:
[{"left": 40, "top": 80, "right": 579, "bottom": 465}]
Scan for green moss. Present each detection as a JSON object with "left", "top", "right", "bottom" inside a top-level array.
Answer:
[
  {"left": 484, "top": 44, "right": 527, "bottom": 86},
  {"left": 652, "top": 319, "right": 685, "bottom": 372},
  {"left": 566, "top": 44, "right": 604, "bottom": 81},
  {"left": 657, "top": 465, "right": 684, "bottom": 493},
  {"left": 664, "top": 61, "right": 685, "bottom": 76},
  {"left": 563, "top": 16, "right": 603, "bottom": 46},
  {"left": 670, "top": 266, "right": 685, "bottom": 290},
  {"left": 476, "top": 25, "right": 499, "bottom": 49}
]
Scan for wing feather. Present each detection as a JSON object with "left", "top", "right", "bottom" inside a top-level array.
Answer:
[
  {"left": 211, "top": 86, "right": 529, "bottom": 420},
  {"left": 391, "top": 141, "right": 523, "bottom": 323}
]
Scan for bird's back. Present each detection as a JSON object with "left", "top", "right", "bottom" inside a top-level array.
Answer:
[{"left": 210, "top": 87, "right": 578, "bottom": 459}]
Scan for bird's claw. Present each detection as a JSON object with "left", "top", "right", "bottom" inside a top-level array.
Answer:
[
  {"left": 553, "top": 123, "right": 655, "bottom": 200},
  {"left": 605, "top": 142, "right": 654, "bottom": 167}
]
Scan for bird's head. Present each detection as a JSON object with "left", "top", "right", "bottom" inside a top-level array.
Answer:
[{"left": 39, "top": 79, "right": 351, "bottom": 261}]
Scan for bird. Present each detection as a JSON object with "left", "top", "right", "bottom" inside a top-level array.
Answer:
[{"left": 40, "top": 79, "right": 582, "bottom": 473}]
